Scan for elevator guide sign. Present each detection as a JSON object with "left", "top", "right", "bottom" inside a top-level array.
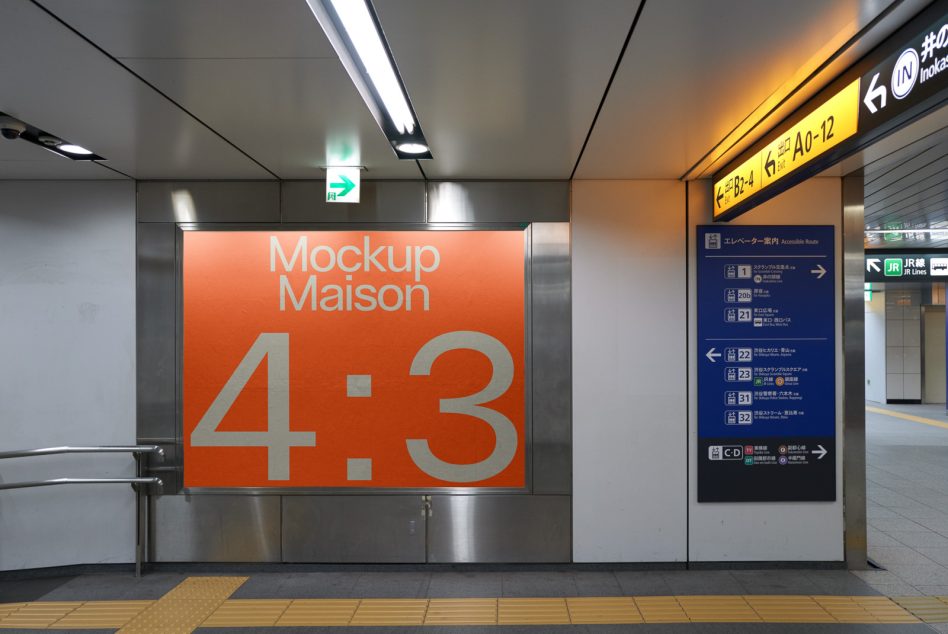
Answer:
[
  {"left": 183, "top": 230, "right": 526, "bottom": 488},
  {"left": 697, "top": 225, "right": 836, "bottom": 503}
]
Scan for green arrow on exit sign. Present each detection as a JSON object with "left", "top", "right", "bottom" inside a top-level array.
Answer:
[{"left": 325, "top": 167, "right": 361, "bottom": 203}]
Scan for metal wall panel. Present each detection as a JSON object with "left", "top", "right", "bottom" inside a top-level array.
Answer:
[
  {"left": 281, "top": 180, "right": 425, "bottom": 223},
  {"left": 843, "top": 176, "right": 868, "bottom": 569},
  {"left": 151, "top": 494, "right": 281, "bottom": 562},
  {"left": 428, "top": 495, "right": 570, "bottom": 563},
  {"left": 136, "top": 222, "right": 176, "bottom": 443},
  {"left": 428, "top": 181, "right": 569, "bottom": 223},
  {"left": 137, "top": 181, "right": 280, "bottom": 223},
  {"left": 530, "top": 223, "right": 571, "bottom": 494},
  {"left": 282, "top": 496, "right": 426, "bottom": 563}
]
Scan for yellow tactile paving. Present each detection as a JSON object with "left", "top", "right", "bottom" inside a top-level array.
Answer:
[
  {"left": 894, "top": 596, "right": 948, "bottom": 623},
  {"left": 51, "top": 600, "right": 154, "bottom": 629},
  {"left": 814, "top": 595, "right": 918, "bottom": 624},
  {"left": 1, "top": 590, "right": 939, "bottom": 628},
  {"left": 349, "top": 598, "right": 428, "bottom": 626},
  {"left": 276, "top": 599, "right": 359, "bottom": 626},
  {"left": 867, "top": 405, "right": 948, "bottom": 431},
  {"left": 745, "top": 595, "right": 834, "bottom": 622},
  {"left": 423, "top": 598, "right": 497, "bottom": 625},
  {"left": 566, "top": 596, "right": 642, "bottom": 624},
  {"left": 117, "top": 576, "right": 247, "bottom": 634},
  {"left": 677, "top": 595, "right": 760, "bottom": 622},
  {"left": 200, "top": 599, "right": 290, "bottom": 628},
  {"left": 498, "top": 598, "right": 570, "bottom": 625},
  {"left": 634, "top": 596, "right": 689, "bottom": 623},
  {"left": 0, "top": 601, "right": 82, "bottom": 629}
]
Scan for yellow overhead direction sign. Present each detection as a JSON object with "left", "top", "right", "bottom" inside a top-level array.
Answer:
[{"left": 713, "top": 79, "right": 860, "bottom": 218}]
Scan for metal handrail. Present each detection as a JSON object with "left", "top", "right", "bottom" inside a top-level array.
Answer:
[
  {"left": 0, "top": 444, "right": 165, "bottom": 576},
  {"left": 0, "top": 445, "right": 164, "bottom": 460},
  {"left": 0, "top": 477, "right": 161, "bottom": 490}
]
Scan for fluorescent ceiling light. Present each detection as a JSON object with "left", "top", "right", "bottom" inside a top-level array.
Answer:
[
  {"left": 57, "top": 144, "right": 93, "bottom": 155},
  {"left": 395, "top": 142, "right": 429, "bottom": 154},
  {"left": 307, "top": 0, "right": 432, "bottom": 160},
  {"left": 0, "top": 110, "right": 104, "bottom": 161}
]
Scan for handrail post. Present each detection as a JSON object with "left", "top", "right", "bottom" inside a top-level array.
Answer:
[{"left": 133, "top": 453, "right": 145, "bottom": 578}]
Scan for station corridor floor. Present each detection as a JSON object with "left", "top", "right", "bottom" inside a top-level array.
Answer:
[{"left": 1, "top": 402, "right": 947, "bottom": 633}]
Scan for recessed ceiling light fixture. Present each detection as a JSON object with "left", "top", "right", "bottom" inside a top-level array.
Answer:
[
  {"left": 0, "top": 111, "right": 104, "bottom": 161},
  {"left": 306, "top": 0, "right": 432, "bottom": 160}
]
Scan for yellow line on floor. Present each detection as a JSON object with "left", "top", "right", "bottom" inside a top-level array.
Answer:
[
  {"left": 866, "top": 405, "right": 948, "bottom": 431},
  {"left": 2, "top": 592, "right": 945, "bottom": 628}
]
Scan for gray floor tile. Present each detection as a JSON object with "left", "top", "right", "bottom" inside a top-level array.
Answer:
[
  {"left": 426, "top": 572, "right": 502, "bottom": 598},
  {"left": 572, "top": 572, "right": 621, "bottom": 596},
  {"left": 613, "top": 571, "right": 673, "bottom": 596},
  {"left": 36, "top": 573, "right": 185, "bottom": 601},
  {"left": 352, "top": 572, "right": 431, "bottom": 598},
  {"left": 730, "top": 570, "right": 822, "bottom": 595},
  {"left": 0, "top": 576, "right": 73, "bottom": 602},
  {"left": 916, "top": 518, "right": 948, "bottom": 534},
  {"left": 914, "top": 584, "right": 948, "bottom": 595},
  {"left": 917, "top": 547, "right": 948, "bottom": 566},
  {"left": 868, "top": 546, "right": 938, "bottom": 565},
  {"left": 869, "top": 530, "right": 906, "bottom": 547},
  {"left": 870, "top": 517, "right": 931, "bottom": 532},
  {"left": 885, "top": 563, "right": 948, "bottom": 586},
  {"left": 233, "top": 572, "right": 361, "bottom": 599},
  {"left": 888, "top": 531, "right": 948, "bottom": 549},
  {"left": 500, "top": 572, "right": 576, "bottom": 597},
  {"left": 864, "top": 582, "right": 924, "bottom": 596},
  {"left": 659, "top": 571, "right": 743, "bottom": 595},
  {"left": 804, "top": 571, "right": 880, "bottom": 595}
]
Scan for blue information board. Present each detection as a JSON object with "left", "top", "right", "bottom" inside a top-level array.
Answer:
[{"left": 697, "top": 226, "right": 836, "bottom": 502}]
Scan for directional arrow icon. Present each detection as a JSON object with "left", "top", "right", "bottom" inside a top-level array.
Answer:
[
  {"left": 330, "top": 174, "right": 356, "bottom": 197},
  {"left": 706, "top": 347, "right": 722, "bottom": 363},
  {"left": 863, "top": 72, "right": 887, "bottom": 114},
  {"left": 810, "top": 264, "right": 826, "bottom": 279},
  {"left": 716, "top": 187, "right": 724, "bottom": 208},
  {"left": 867, "top": 258, "right": 881, "bottom": 273},
  {"left": 811, "top": 445, "right": 828, "bottom": 460},
  {"left": 764, "top": 150, "right": 775, "bottom": 178}
]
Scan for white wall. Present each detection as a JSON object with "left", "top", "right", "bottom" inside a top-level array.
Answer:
[
  {"left": 571, "top": 180, "right": 687, "bottom": 562},
  {"left": 0, "top": 181, "right": 136, "bottom": 570},
  {"left": 865, "top": 289, "right": 886, "bottom": 403},
  {"left": 688, "top": 178, "right": 844, "bottom": 561}
]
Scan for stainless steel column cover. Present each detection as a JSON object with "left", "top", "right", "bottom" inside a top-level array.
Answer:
[
  {"left": 427, "top": 181, "right": 569, "bottom": 223},
  {"left": 427, "top": 495, "right": 570, "bottom": 563},
  {"left": 531, "top": 223, "right": 571, "bottom": 494},
  {"left": 137, "top": 181, "right": 280, "bottom": 223},
  {"left": 151, "top": 495, "right": 281, "bottom": 562},
  {"left": 136, "top": 223, "right": 176, "bottom": 442},
  {"left": 842, "top": 175, "right": 868, "bottom": 569},
  {"left": 282, "top": 496, "right": 426, "bottom": 563}
]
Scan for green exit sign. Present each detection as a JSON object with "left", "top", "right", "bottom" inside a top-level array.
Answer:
[{"left": 884, "top": 258, "right": 903, "bottom": 277}]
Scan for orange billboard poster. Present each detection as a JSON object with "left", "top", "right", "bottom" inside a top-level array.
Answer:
[{"left": 182, "top": 230, "right": 526, "bottom": 488}]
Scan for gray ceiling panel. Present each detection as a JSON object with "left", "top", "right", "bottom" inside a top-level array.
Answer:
[
  {"left": 37, "top": 0, "right": 335, "bottom": 59},
  {"left": 575, "top": 0, "right": 908, "bottom": 179},
  {"left": 375, "top": 0, "right": 640, "bottom": 179},
  {"left": 0, "top": 0, "right": 272, "bottom": 180},
  {"left": 122, "top": 58, "right": 422, "bottom": 179}
]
